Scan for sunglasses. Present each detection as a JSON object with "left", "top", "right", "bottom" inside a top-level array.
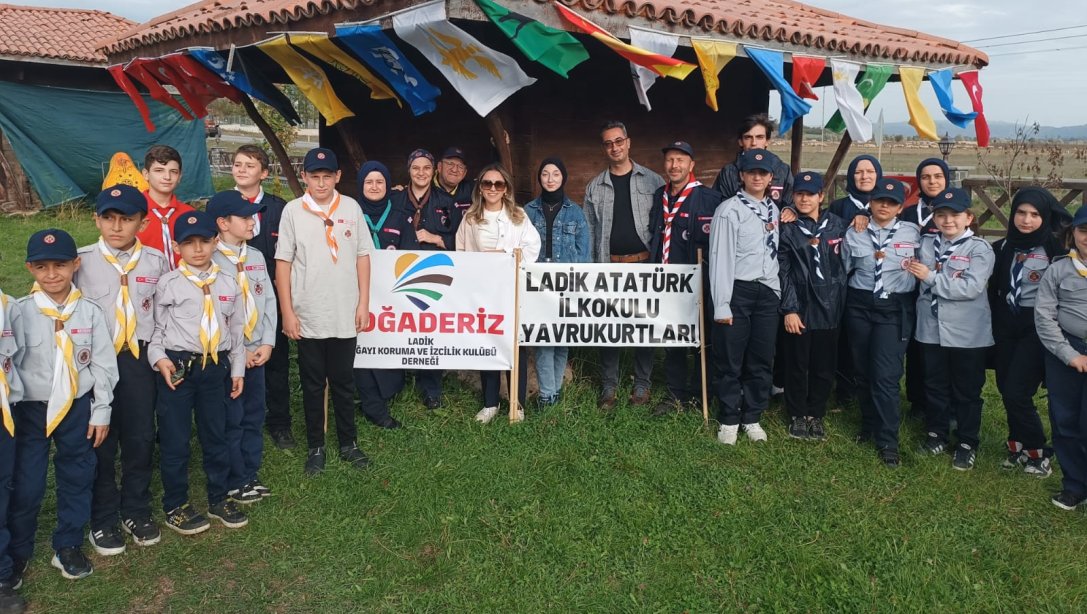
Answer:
[{"left": 480, "top": 179, "right": 507, "bottom": 191}]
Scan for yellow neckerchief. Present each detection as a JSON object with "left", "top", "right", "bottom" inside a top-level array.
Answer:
[
  {"left": 97, "top": 238, "right": 143, "bottom": 358},
  {"left": 216, "top": 240, "right": 258, "bottom": 340},
  {"left": 1071, "top": 250, "right": 1087, "bottom": 278},
  {"left": 301, "top": 191, "right": 341, "bottom": 262},
  {"left": 177, "top": 262, "right": 221, "bottom": 367},
  {"left": 0, "top": 294, "right": 12, "bottom": 436},
  {"left": 31, "top": 284, "right": 81, "bottom": 436}
]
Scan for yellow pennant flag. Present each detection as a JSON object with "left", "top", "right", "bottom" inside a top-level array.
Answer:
[
  {"left": 692, "top": 39, "right": 738, "bottom": 112},
  {"left": 257, "top": 35, "right": 354, "bottom": 125},
  {"left": 899, "top": 66, "right": 938, "bottom": 141},
  {"left": 287, "top": 34, "right": 401, "bottom": 106}
]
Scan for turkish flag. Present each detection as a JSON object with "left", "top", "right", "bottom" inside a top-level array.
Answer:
[
  {"left": 107, "top": 65, "right": 156, "bottom": 132},
  {"left": 124, "top": 59, "right": 195, "bottom": 120},
  {"left": 791, "top": 56, "right": 825, "bottom": 100},
  {"left": 958, "top": 70, "right": 990, "bottom": 147},
  {"left": 161, "top": 53, "right": 243, "bottom": 104}
]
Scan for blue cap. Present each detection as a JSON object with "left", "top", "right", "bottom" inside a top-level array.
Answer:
[
  {"left": 173, "top": 210, "right": 218, "bottom": 242},
  {"left": 793, "top": 171, "right": 823, "bottom": 194},
  {"left": 303, "top": 147, "right": 338, "bottom": 172},
  {"left": 661, "top": 141, "right": 695, "bottom": 159},
  {"left": 1073, "top": 207, "right": 1087, "bottom": 227},
  {"left": 439, "top": 146, "right": 467, "bottom": 162},
  {"left": 870, "top": 180, "right": 906, "bottom": 205},
  {"left": 96, "top": 184, "right": 146, "bottom": 216},
  {"left": 206, "top": 190, "right": 265, "bottom": 220},
  {"left": 26, "top": 228, "right": 77, "bottom": 262},
  {"left": 931, "top": 188, "right": 971, "bottom": 212},
  {"left": 738, "top": 148, "right": 775, "bottom": 172}
]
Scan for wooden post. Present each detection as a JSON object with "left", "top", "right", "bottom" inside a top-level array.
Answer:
[
  {"left": 240, "top": 93, "right": 303, "bottom": 197},
  {"left": 790, "top": 117, "right": 804, "bottom": 174},
  {"left": 823, "top": 132, "right": 853, "bottom": 199},
  {"left": 509, "top": 249, "right": 522, "bottom": 423},
  {"left": 697, "top": 250, "right": 709, "bottom": 429},
  {"left": 485, "top": 109, "right": 513, "bottom": 173},
  {"left": 334, "top": 118, "right": 369, "bottom": 182}
]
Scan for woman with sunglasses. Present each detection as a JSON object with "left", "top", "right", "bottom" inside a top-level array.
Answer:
[{"left": 456, "top": 164, "right": 541, "bottom": 424}]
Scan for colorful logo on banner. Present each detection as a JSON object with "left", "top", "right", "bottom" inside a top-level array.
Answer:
[{"left": 393, "top": 253, "right": 454, "bottom": 310}]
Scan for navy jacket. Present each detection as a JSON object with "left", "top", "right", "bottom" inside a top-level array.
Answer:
[
  {"left": 391, "top": 188, "right": 461, "bottom": 251},
  {"left": 647, "top": 183, "right": 721, "bottom": 266},
  {"left": 778, "top": 211, "right": 850, "bottom": 330},
  {"left": 712, "top": 152, "right": 793, "bottom": 209},
  {"left": 360, "top": 200, "right": 419, "bottom": 251},
  {"left": 249, "top": 191, "right": 287, "bottom": 281}
]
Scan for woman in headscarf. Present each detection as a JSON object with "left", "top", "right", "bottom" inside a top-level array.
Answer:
[
  {"left": 901, "top": 158, "right": 949, "bottom": 236},
  {"left": 828, "top": 154, "right": 883, "bottom": 224},
  {"left": 523, "top": 157, "right": 590, "bottom": 407},
  {"left": 990, "top": 186, "right": 1070, "bottom": 477}
]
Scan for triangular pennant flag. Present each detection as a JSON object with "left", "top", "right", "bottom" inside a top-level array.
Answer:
[
  {"left": 107, "top": 65, "right": 156, "bottom": 132},
  {"left": 286, "top": 34, "right": 400, "bottom": 105},
  {"left": 874, "top": 108, "right": 885, "bottom": 148},
  {"left": 826, "top": 63, "right": 892, "bottom": 133},
  {"left": 334, "top": 24, "right": 441, "bottom": 117},
  {"left": 162, "top": 53, "right": 243, "bottom": 104},
  {"left": 124, "top": 58, "right": 195, "bottom": 120},
  {"left": 791, "top": 56, "right": 825, "bottom": 100},
  {"left": 629, "top": 29, "right": 682, "bottom": 111},
  {"left": 691, "top": 39, "right": 737, "bottom": 112},
  {"left": 929, "top": 68, "right": 977, "bottom": 128},
  {"left": 257, "top": 35, "right": 355, "bottom": 125},
  {"left": 958, "top": 70, "right": 990, "bottom": 147},
  {"left": 829, "top": 59, "right": 872, "bottom": 143},
  {"left": 900, "top": 66, "right": 938, "bottom": 141},
  {"left": 188, "top": 48, "right": 302, "bottom": 124},
  {"left": 393, "top": 2, "right": 535, "bottom": 117},
  {"left": 554, "top": 3, "right": 696, "bottom": 80},
  {"left": 135, "top": 57, "right": 213, "bottom": 118},
  {"left": 474, "top": 0, "right": 588, "bottom": 78},
  {"left": 744, "top": 47, "right": 812, "bottom": 135}
]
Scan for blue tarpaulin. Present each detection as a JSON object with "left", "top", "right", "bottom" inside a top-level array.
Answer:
[{"left": 0, "top": 81, "right": 212, "bottom": 207}]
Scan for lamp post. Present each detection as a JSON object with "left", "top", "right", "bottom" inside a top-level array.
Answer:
[{"left": 938, "top": 132, "right": 955, "bottom": 162}]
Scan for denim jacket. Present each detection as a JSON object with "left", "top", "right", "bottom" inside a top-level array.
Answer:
[{"left": 524, "top": 197, "right": 592, "bottom": 264}]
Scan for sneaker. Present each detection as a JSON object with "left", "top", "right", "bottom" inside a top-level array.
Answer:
[
  {"left": 165, "top": 503, "right": 210, "bottom": 536},
  {"left": 879, "top": 448, "right": 901, "bottom": 468},
  {"left": 952, "top": 444, "right": 976, "bottom": 471},
  {"left": 88, "top": 525, "right": 126, "bottom": 556},
  {"left": 121, "top": 516, "right": 161, "bottom": 546},
  {"left": 1052, "top": 490, "right": 1087, "bottom": 511},
  {"left": 50, "top": 547, "right": 92, "bottom": 580},
  {"left": 629, "top": 387, "right": 650, "bottom": 406},
  {"left": 809, "top": 417, "right": 827, "bottom": 441},
  {"left": 788, "top": 416, "right": 810, "bottom": 440},
  {"left": 510, "top": 406, "right": 525, "bottom": 423},
  {"left": 1002, "top": 450, "right": 1027, "bottom": 469},
  {"left": 304, "top": 447, "right": 326, "bottom": 476},
  {"left": 1024, "top": 457, "right": 1053, "bottom": 478},
  {"left": 0, "top": 581, "right": 25, "bottom": 614},
  {"left": 770, "top": 385, "right": 785, "bottom": 397},
  {"left": 8, "top": 559, "right": 27, "bottom": 590},
  {"left": 269, "top": 429, "right": 295, "bottom": 450},
  {"left": 339, "top": 443, "right": 370, "bottom": 469},
  {"left": 250, "top": 479, "right": 272, "bottom": 498},
  {"left": 475, "top": 406, "right": 499, "bottom": 424},
  {"left": 423, "top": 396, "right": 441, "bottom": 411},
  {"left": 598, "top": 389, "right": 617, "bottom": 412},
  {"left": 717, "top": 424, "right": 739, "bottom": 445},
  {"left": 919, "top": 432, "right": 947, "bottom": 456},
  {"left": 229, "top": 484, "right": 261, "bottom": 505},
  {"left": 742, "top": 422, "right": 768, "bottom": 442},
  {"left": 208, "top": 500, "right": 248, "bottom": 529}
]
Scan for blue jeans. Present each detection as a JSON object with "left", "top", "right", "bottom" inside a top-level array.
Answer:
[
  {"left": 534, "top": 347, "right": 569, "bottom": 400},
  {"left": 228, "top": 364, "right": 266, "bottom": 490},
  {"left": 0, "top": 423, "right": 16, "bottom": 577},
  {"left": 1045, "top": 337, "right": 1087, "bottom": 496}
]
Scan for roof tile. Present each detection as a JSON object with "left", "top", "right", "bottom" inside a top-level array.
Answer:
[{"left": 0, "top": 3, "right": 135, "bottom": 65}]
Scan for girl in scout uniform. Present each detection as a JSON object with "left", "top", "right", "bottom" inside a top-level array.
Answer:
[{"left": 907, "top": 188, "right": 994, "bottom": 471}]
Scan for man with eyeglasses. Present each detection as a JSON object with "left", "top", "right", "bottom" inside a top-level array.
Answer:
[
  {"left": 584, "top": 120, "right": 665, "bottom": 411},
  {"left": 434, "top": 147, "right": 475, "bottom": 213},
  {"left": 712, "top": 114, "right": 794, "bottom": 209}
]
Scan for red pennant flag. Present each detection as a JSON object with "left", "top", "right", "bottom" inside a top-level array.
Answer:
[
  {"left": 958, "top": 70, "right": 989, "bottom": 147},
  {"left": 124, "top": 59, "right": 195, "bottom": 120},
  {"left": 161, "top": 53, "right": 243, "bottom": 104},
  {"left": 554, "top": 3, "right": 696, "bottom": 79},
  {"left": 138, "top": 57, "right": 214, "bottom": 118},
  {"left": 791, "top": 56, "right": 825, "bottom": 101},
  {"left": 107, "top": 65, "right": 156, "bottom": 132}
]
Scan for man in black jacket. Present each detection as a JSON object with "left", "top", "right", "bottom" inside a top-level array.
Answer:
[{"left": 712, "top": 114, "right": 794, "bottom": 208}]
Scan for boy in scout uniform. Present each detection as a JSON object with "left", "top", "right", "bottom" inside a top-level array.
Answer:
[
  {"left": 148, "top": 210, "right": 247, "bottom": 535},
  {"left": 9, "top": 229, "right": 118, "bottom": 582},
  {"left": 0, "top": 285, "right": 25, "bottom": 612},
  {"left": 207, "top": 191, "right": 277, "bottom": 503},
  {"left": 75, "top": 184, "right": 170, "bottom": 556}
]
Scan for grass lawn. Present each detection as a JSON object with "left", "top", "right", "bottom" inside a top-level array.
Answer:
[{"left": 1, "top": 209, "right": 1086, "bottom": 612}]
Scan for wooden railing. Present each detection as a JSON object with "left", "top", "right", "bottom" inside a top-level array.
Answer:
[{"left": 962, "top": 178, "right": 1087, "bottom": 237}]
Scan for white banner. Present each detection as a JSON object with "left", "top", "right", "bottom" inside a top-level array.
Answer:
[
  {"left": 355, "top": 250, "right": 516, "bottom": 369},
  {"left": 518, "top": 263, "right": 701, "bottom": 347}
]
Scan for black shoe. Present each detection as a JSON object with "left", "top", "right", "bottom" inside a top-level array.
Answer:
[
  {"left": 250, "top": 479, "right": 272, "bottom": 498},
  {"left": 0, "top": 581, "right": 25, "bottom": 614},
  {"left": 229, "top": 484, "right": 261, "bottom": 505},
  {"left": 269, "top": 429, "right": 295, "bottom": 450},
  {"left": 919, "top": 432, "right": 947, "bottom": 456},
  {"left": 879, "top": 448, "right": 901, "bottom": 468},
  {"left": 423, "top": 396, "right": 441, "bottom": 411},
  {"left": 651, "top": 400, "right": 680, "bottom": 417},
  {"left": 208, "top": 500, "right": 248, "bottom": 529},
  {"left": 8, "top": 559, "right": 26, "bottom": 591},
  {"left": 788, "top": 416, "right": 810, "bottom": 439},
  {"left": 952, "top": 444, "right": 976, "bottom": 471},
  {"left": 165, "top": 503, "right": 210, "bottom": 535},
  {"left": 854, "top": 431, "right": 873, "bottom": 445},
  {"left": 809, "top": 417, "right": 827, "bottom": 441},
  {"left": 304, "top": 447, "right": 326, "bottom": 476},
  {"left": 121, "top": 516, "right": 161, "bottom": 546},
  {"left": 88, "top": 525, "right": 126, "bottom": 556},
  {"left": 51, "top": 547, "right": 92, "bottom": 580},
  {"left": 1052, "top": 490, "right": 1087, "bottom": 511},
  {"left": 339, "top": 443, "right": 370, "bottom": 469},
  {"left": 373, "top": 417, "right": 401, "bottom": 429}
]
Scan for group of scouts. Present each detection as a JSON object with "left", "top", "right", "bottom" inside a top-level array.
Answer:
[{"left": 0, "top": 115, "right": 1085, "bottom": 614}]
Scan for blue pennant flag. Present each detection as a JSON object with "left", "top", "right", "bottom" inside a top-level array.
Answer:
[
  {"left": 744, "top": 47, "right": 812, "bottom": 135},
  {"left": 188, "top": 48, "right": 301, "bottom": 124},
  {"left": 334, "top": 24, "right": 440, "bottom": 117},
  {"left": 928, "top": 68, "right": 977, "bottom": 128}
]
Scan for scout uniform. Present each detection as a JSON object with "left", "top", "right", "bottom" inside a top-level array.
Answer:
[
  {"left": 712, "top": 148, "right": 794, "bottom": 209},
  {"left": 207, "top": 191, "right": 278, "bottom": 502},
  {"left": 914, "top": 188, "right": 995, "bottom": 470},
  {"left": 75, "top": 185, "right": 169, "bottom": 552},
  {"left": 434, "top": 146, "right": 475, "bottom": 212},
  {"left": 708, "top": 149, "right": 780, "bottom": 441},
  {"left": 148, "top": 211, "right": 246, "bottom": 533},
  {"left": 828, "top": 155, "right": 883, "bottom": 224},
  {"left": 843, "top": 181, "right": 919, "bottom": 465},
  {"left": 10, "top": 229, "right": 118, "bottom": 581},
  {"left": 137, "top": 191, "right": 194, "bottom": 270},
  {"left": 0, "top": 287, "right": 24, "bottom": 601}
]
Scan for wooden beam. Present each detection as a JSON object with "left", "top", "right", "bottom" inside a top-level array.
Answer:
[
  {"left": 485, "top": 108, "right": 513, "bottom": 174},
  {"left": 823, "top": 132, "right": 852, "bottom": 198},
  {"left": 332, "top": 117, "right": 369, "bottom": 187},
  {"left": 789, "top": 117, "right": 804, "bottom": 174},
  {"left": 240, "top": 94, "right": 303, "bottom": 197}
]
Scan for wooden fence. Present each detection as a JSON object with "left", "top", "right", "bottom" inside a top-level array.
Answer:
[{"left": 962, "top": 178, "right": 1087, "bottom": 237}]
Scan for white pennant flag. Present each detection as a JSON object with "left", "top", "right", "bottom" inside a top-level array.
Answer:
[
  {"left": 628, "top": 28, "right": 681, "bottom": 111},
  {"left": 830, "top": 59, "right": 872, "bottom": 143},
  {"left": 393, "top": 2, "right": 535, "bottom": 117}
]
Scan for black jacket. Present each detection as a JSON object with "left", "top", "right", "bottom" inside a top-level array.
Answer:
[
  {"left": 827, "top": 196, "right": 870, "bottom": 224},
  {"left": 360, "top": 200, "right": 419, "bottom": 251},
  {"left": 900, "top": 201, "right": 940, "bottom": 236},
  {"left": 647, "top": 183, "right": 721, "bottom": 266},
  {"left": 712, "top": 152, "right": 793, "bottom": 209},
  {"left": 249, "top": 191, "right": 288, "bottom": 281},
  {"left": 778, "top": 211, "right": 850, "bottom": 330},
  {"left": 390, "top": 188, "right": 461, "bottom": 251}
]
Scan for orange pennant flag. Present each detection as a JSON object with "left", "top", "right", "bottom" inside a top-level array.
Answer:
[{"left": 554, "top": 3, "right": 695, "bottom": 80}]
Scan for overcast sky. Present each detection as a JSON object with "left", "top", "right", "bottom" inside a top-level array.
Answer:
[{"left": 22, "top": 0, "right": 1087, "bottom": 126}]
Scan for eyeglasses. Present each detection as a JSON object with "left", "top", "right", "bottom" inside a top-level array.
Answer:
[
  {"left": 601, "top": 137, "right": 628, "bottom": 149},
  {"left": 442, "top": 160, "right": 467, "bottom": 172},
  {"left": 480, "top": 179, "right": 507, "bottom": 191}
]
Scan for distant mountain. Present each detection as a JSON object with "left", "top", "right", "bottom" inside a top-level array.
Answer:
[{"left": 879, "top": 120, "right": 1087, "bottom": 140}]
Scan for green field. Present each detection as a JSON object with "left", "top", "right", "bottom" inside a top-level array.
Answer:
[{"left": 2, "top": 210, "right": 1086, "bottom": 612}]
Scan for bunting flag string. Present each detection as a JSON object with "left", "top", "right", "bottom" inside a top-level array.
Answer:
[
  {"left": 958, "top": 70, "right": 990, "bottom": 147},
  {"left": 829, "top": 59, "right": 872, "bottom": 143},
  {"left": 188, "top": 47, "right": 302, "bottom": 125},
  {"left": 691, "top": 39, "right": 737, "bottom": 112},
  {"left": 474, "top": 0, "right": 588, "bottom": 78},
  {"left": 791, "top": 56, "right": 825, "bottom": 100},
  {"left": 137, "top": 56, "right": 214, "bottom": 118},
  {"left": 825, "top": 63, "right": 892, "bottom": 133},
  {"left": 929, "top": 67, "right": 977, "bottom": 128},
  {"left": 629, "top": 29, "right": 683, "bottom": 110},
  {"left": 285, "top": 34, "right": 401, "bottom": 105},
  {"left": 107, "top": 65, "right": 156, "bottom": 132},
  {"left": 123, "top": 58, "right": 195, "bottom": 120},
  {"left": 256, "top": 35, "right": 355, "bottom": 125},
  {"left": 900, "top": 65, "right": 939, "bottom": 141},
  {"left": 161, "top": 53, "right": 243, "bottom": 104},
  {"left": 745, "top": 47, "right": 811, "bottom": 135},
  {"left": 334, "top": 24, "right": 441, "bottom": 116}
]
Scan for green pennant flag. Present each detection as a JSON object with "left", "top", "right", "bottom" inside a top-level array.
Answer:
[
  {"left": 474, "top": 0, "right": 589, "bottom": 77},
  {"left": 826, "top": 63, "right": 893, "bottom": 133}
]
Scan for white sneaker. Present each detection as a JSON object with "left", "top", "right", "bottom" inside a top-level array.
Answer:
[
  {"left": 743, "top": 422, "right": 768, "bottom": 442},
  {"left": 510, "top": 407, "right": 525, "bottom": 423},
  {"left": 771, "top": 385, "right": 785, "bottom": 396},
  {"left": 475, "top": 406, "right": 499, "bottom": 424},
  {"left": 717, "top": 424, "right": 739, "bottom": 445}
]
